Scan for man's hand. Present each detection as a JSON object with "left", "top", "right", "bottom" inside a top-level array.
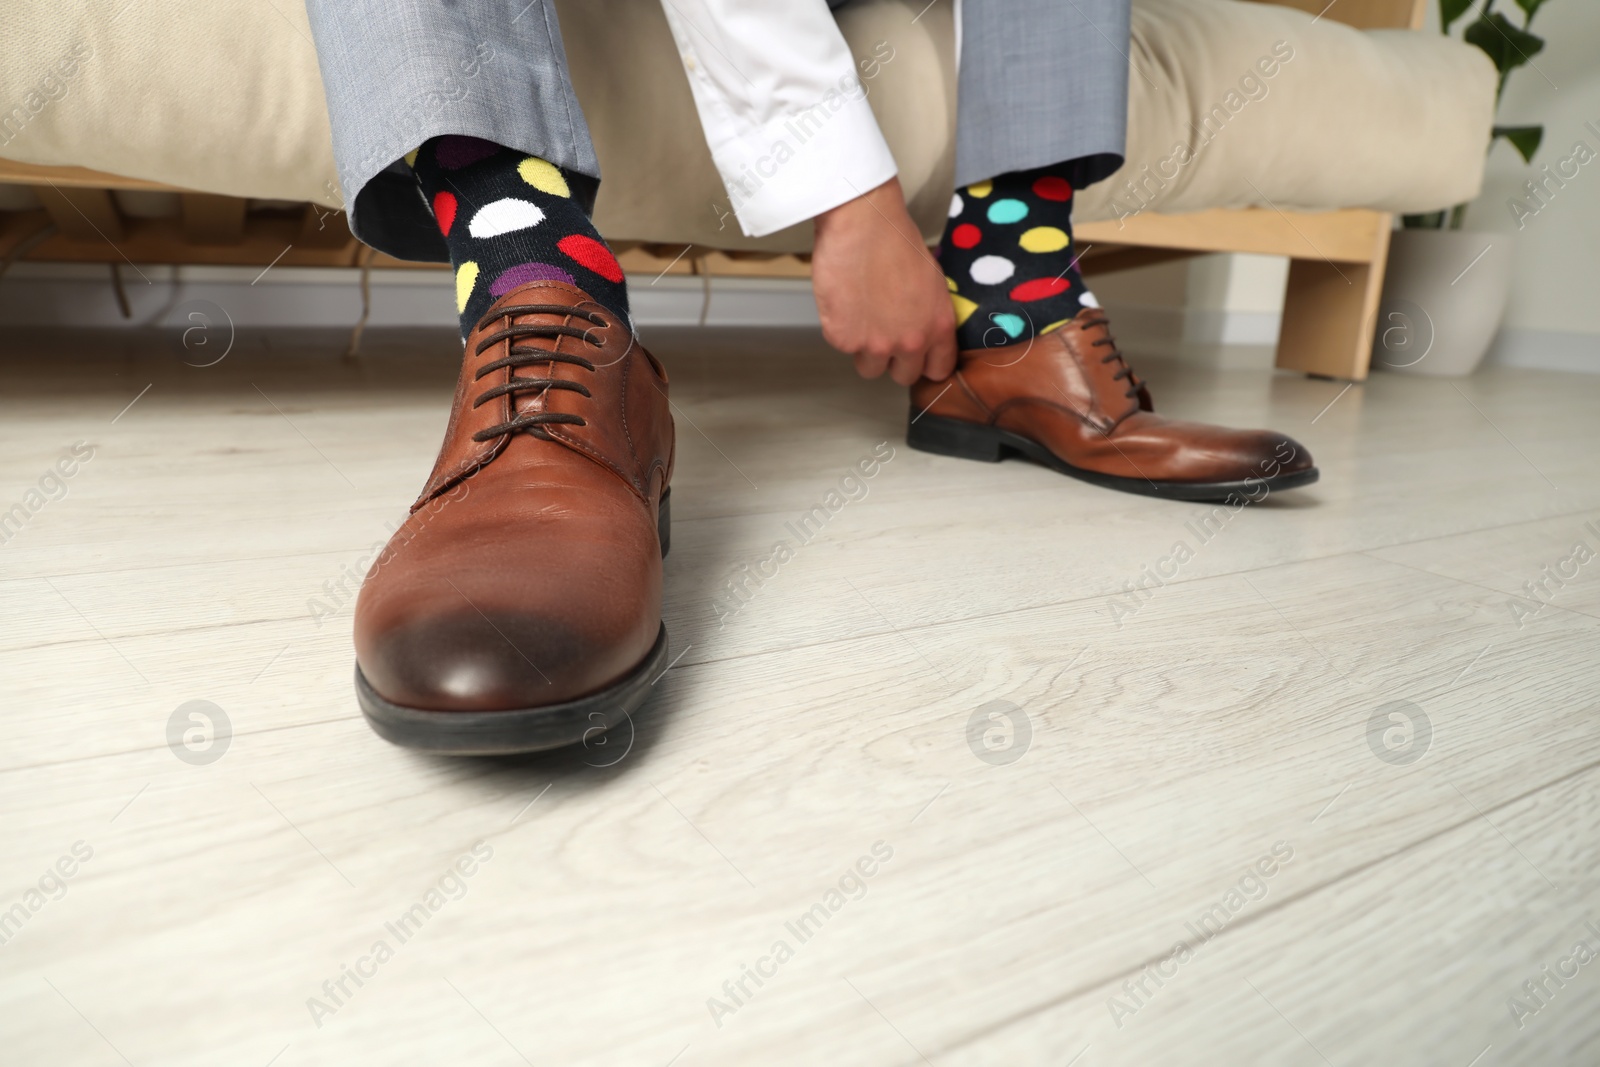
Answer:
[{"left": 811, "top": 177, "right": 958, "bottom": 385}]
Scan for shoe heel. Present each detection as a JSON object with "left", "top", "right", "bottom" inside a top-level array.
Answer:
[
  {"left": 658, "top": 488, "right": 671, "bottom": 558},
  {"left": 907, "top": 411, "right": 1005, "bottom": 462}
]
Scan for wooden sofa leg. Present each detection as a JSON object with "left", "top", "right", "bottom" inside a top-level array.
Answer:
[
  {"left": 31, "top": 185, "right": 125, "bottom": 242},
  {"left": 1274, "top": 222, "right": 1392, "bottom": 380}
]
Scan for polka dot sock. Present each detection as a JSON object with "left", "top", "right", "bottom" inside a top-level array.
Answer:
[
  {"left": 408, "top": 136, "right": 630, "bottom": 341},
  {"left": 938, "top": 165, "right": 1098, "bottom": 351}
]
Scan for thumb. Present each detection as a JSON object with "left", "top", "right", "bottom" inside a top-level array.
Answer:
[{"left": 924, "top": 330, "right": 959, "bottom": 382}]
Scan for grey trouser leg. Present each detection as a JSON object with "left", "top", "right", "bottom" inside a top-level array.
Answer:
[
  {"left": 955, "top": 0, "right": 1131, "bottom": 190},
  {"left": 304, "top": 0, "right": 596, "bottom": 261}
]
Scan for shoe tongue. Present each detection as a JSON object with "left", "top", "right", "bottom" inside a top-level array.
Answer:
[
  {"left": 1062, "top": 311, "right": 1143, "bottom": 424},
  {"left": 1073, "top": 307, "right": 1111, "bottom": 337}
]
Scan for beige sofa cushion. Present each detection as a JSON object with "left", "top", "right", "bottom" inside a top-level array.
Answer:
[
  {"left": 1078, "top": 0, "right": 1497, "bottom": 225},
  {"left": 1, "top": 1, "right": 341, "bottom": 208},
  {"left": 0, "top": 0, "right": 1493, "bottom": 252}
]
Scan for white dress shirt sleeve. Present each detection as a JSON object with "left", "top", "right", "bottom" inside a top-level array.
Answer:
[{"left": 657, "top": 0, "right": 900, "bottom": 238}]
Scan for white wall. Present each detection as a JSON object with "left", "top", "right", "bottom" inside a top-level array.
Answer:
[
  {"left": 1450, "top": 0, "right": 1600, "bottom": 368},
  {"left": 1097, "top": 0, "right": 1598, "bottom": 373}
]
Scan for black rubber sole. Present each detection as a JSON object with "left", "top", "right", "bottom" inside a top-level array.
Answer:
[
  {"left": 357, "top": 625, "right": 668, "bottom": 756},
  {"left": 907, "top": 411, "right": 1319, "bottom": 502},
  {"left": 355, "top": 490, "right": 672, "bottom": 756}
]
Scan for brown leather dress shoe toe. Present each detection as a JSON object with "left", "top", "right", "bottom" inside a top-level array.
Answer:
[
  {"left": 353, "top": 282, "right": 674, "bottom": 754},
  {"left": 908, "top": 309, "right": 1317, "bottom": 502}
]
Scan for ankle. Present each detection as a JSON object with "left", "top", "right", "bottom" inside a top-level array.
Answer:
[{"left": 409, "top": 136, "right": 630, "bottom": 339}]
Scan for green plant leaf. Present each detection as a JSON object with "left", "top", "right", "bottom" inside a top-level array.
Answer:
[
  {"left": 1464, "top": 12, "right": 1545, "bottom": 79},
  {"left": 1494, "top": 124, "right": 1544, "bottom": 162},
  {"left": 1514, "top": 0, "right": 1551, "bottom": 25},
  {"left": 1440, "top": 0, "right": 1473, "bottom": 32}
]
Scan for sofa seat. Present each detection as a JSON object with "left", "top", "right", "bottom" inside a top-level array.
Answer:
[{"left": 0, "top": 0, "right": 1493, "bottom": 251}]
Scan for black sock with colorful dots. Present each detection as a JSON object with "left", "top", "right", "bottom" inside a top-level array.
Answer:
[
  {"left": 938, "top": 165, "right": 1099, "bottom": 351},
  {"left": 408, "top": 136, "right": 630, "bottom": 341}
]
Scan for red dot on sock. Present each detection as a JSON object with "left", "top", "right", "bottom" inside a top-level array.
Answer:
[
  {"left": 951, "top": 223, "right": 982, "bottom": 249},
  {"left": 1010, "top": 277, "right": 1072, "bottom": 302},
  {"left": 1032, "top": 176, "right": 1074, "bottom": 201},
  {"left": 432, "top": 191, "right": 458, "bottom": 236},
  {"left": 557, "top": 233, "right": 624, "bottom": 284}
]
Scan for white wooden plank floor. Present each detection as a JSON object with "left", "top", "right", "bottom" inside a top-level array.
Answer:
[{"left": 1, "top": 323, "right": 1597, "bottom": 1067}]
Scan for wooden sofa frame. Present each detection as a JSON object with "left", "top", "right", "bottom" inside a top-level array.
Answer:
[{"left": 0, "top": 0, "right": 1423, "bottom": 380}]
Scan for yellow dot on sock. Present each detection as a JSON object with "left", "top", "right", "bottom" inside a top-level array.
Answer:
[
  {"left": 1040, "top": 318, "right": 1072, "bottom": 335},
  {"left": 455, "top": 261, "right": 480, "bottom": 312},
  {"left": 1019, "top": 226, "right": 1070, "bottom": 253},
  {"left": 518, "top": 157, "right": 571, "bottom": 197},
  {"left": 966, "top": 180, "right": 992, "bottom": 198},
  {"left": 945, "top": 276, "right": 959, "bottom": 292},
  {"left": 403, "top": 148, "right": 419, "bottom": 168},
  {"left": 951, "top": 294, "right": 979, "bottom": 327}
]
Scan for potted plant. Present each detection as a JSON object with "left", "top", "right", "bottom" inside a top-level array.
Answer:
[{"left": 1373, "top": 0, "right": 1549, "bottom": 377}]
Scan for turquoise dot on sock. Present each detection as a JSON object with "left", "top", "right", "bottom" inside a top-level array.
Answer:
[
  {"left": 991, "top": 313, "right": 1026, "bottom": 339},
  {"left": 987, "top": 198, "right": 1029, "bottom": 224}
]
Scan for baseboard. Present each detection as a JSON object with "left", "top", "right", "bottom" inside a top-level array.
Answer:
[
  {"left": 0, "top": 262, "right": 1336, "bottom": 374},
  {"left": 1097, "top": 299, "right": 1280, "bottom": 370},
  {"left": 1094, "top": 303, "right": 1186, "bottom": 354},
  {"left": 1483, "top": 327, "right": 1600, "bottom": 374},
  {"left": 1183, "top": 307, "right": 1282, "bottom": 347},
  {"left": 0, "top": 262, "right": 823, "bottom": 330}
]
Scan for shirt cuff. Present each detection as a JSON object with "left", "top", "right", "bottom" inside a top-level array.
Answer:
[{"left": 708, "top": 91, "right": 900, "bottom": 238}]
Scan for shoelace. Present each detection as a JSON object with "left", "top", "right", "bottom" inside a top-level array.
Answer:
[
  {"left": 1080, "top": 312, "right": 1143, "bottom": 401},
  {"left": 468, "top": 304, "right": 607, "bottom": 441}
]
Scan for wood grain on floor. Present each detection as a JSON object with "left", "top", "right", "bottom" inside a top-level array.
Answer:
[{"left": 0, "top": 325, "right": 1596, "bottom": 1067}]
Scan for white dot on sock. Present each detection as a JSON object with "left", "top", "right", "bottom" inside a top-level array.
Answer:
[
  {"left": 969, "top": 255, "right": 1015, "bottom": 286},
  {"left": 1079, "top": 290, "right": 1101, "bottom": 308},
  {"left": 468, "top": 197, "right": 547, "bottom": 239}
]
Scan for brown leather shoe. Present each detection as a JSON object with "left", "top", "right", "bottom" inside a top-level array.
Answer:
[
  {"left": 353, "top": 281, "right": 674, "bottom": 754},
  {"left": 908, "top": 309, "right": 1317, "bottom": 501}
]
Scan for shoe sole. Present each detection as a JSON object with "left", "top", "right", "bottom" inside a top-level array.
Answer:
[
  {"left": 355, "top": 490, "right": 672, "bottom": 756},
  {"left": 907, "top": 411, "right": 1319, "bottom": 502}
]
